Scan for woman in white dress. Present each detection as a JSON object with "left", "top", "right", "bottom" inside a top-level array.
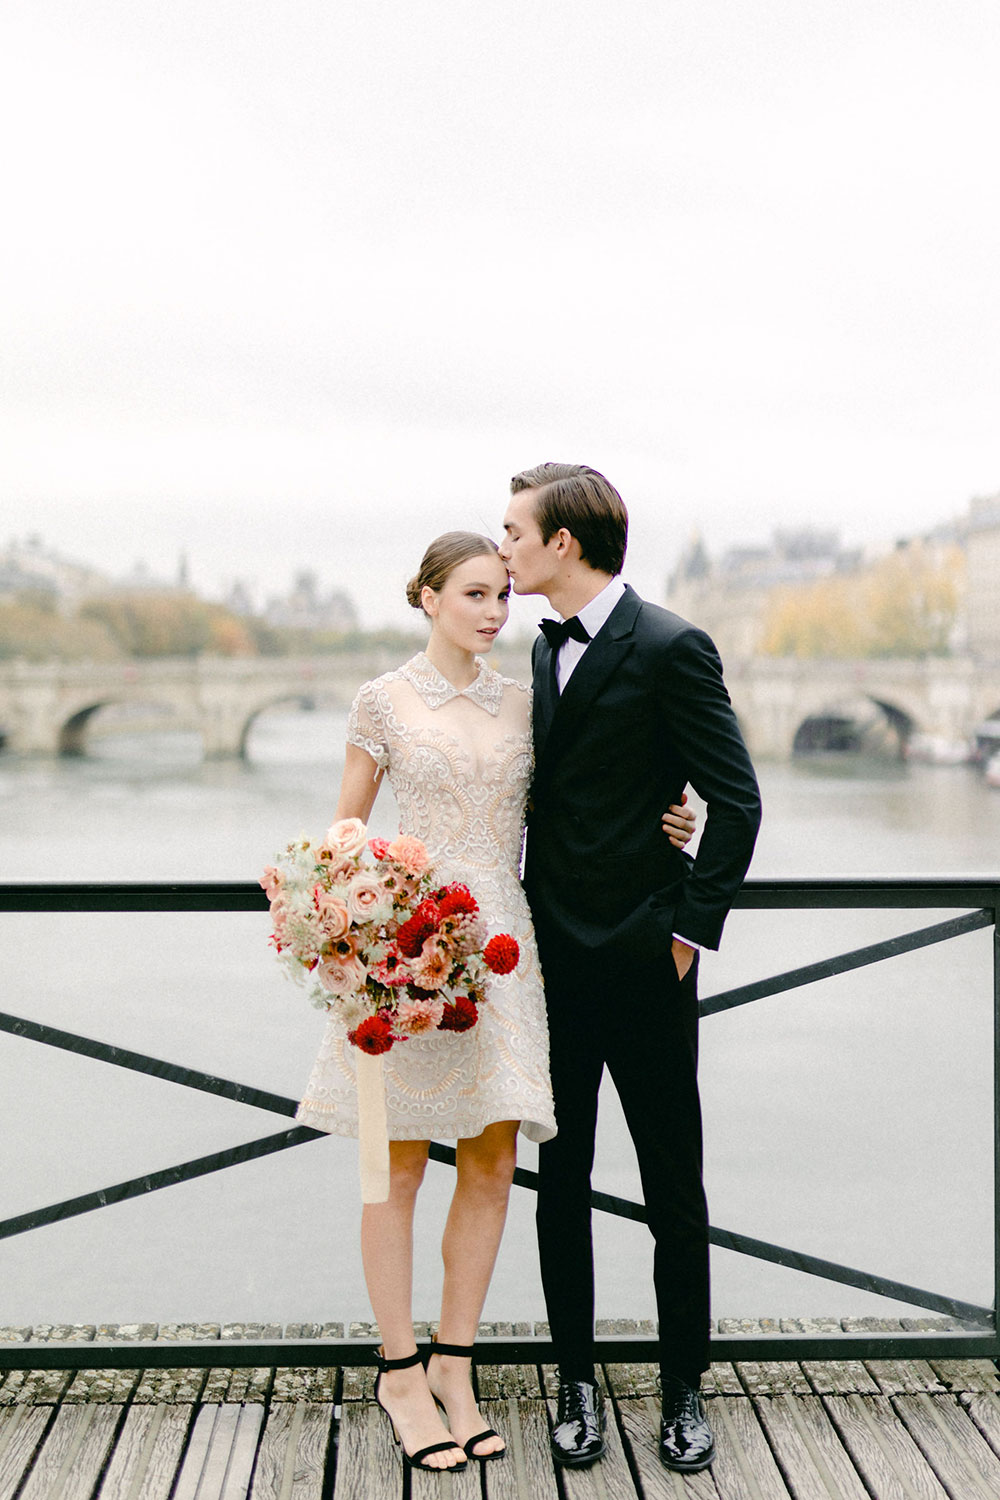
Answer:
[{"left": 296, "top": 531, "right": 695, "bottom": 1474}]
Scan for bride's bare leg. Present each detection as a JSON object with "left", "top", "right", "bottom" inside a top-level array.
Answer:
[
  {"left": 428, "top": 1120, "right": 519, "bottom": 1457},
  {"left": 361, "top": 1139, "right": 465, "bottom": 1470}
]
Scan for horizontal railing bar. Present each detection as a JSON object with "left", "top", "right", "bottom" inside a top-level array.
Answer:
[
  {"left": 0, "top": 1332, "right": 997, "bottom": 1371},
  {"left": 0, "top": 1127, "right": 323, "bottom": 1242},
  {"left": 1, "top": 877, "right": 999, "bottom": 913},
  {"left": 733, "top": 878, "right": 1000, "bottom": 909},
  {"left": 0, "top": 883, "right": 269, "bottom": 912},
  {"left": 702, "top": 909, "right": 995, "bottom": 1016},
  {"left": 0, "top": 1011, "right": 302, "bottom": 1119}
]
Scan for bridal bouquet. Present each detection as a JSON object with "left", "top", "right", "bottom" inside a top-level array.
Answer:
[{"left": 261, "top": 817, "right": 519, "bottom": 1055}]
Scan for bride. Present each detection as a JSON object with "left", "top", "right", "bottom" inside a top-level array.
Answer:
[{"left": 295, "top": 531, "right": 694, "bottom": 1473}]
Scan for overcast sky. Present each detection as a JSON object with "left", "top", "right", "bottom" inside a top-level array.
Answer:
[{"left": 1, "top": 0, "right": 998, "bottom": 628}]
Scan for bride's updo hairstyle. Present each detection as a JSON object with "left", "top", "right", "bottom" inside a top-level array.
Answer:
[{"left": 406, "top": 531, "right": 502, "bottom": 615}]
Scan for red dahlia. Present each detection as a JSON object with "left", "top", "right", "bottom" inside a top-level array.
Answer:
[
  {"left": 437, "top": 884, "right": 479, "bottom": 918},
  {"left": 348, "top": 1016, "right": 395, "bottom": 1054},
  {"left": 396, "top": 913, "right": 438, "bottom": 958},
  {"left": 483, "top": 933, "right": 519, "bottom": 975},
  {"left": 439, "top": 996, "right": 478, "bottom": 1032}
]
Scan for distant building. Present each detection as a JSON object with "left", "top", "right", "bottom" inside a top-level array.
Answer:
[
  {"left": 667, "top": 526, "right": 861, "bottom": 663},
  {"left": 966, "top": 492, "right": 1000, "bottom": 659},
  {"left": 0, "top": 535, "right": 111, "bottom": 611},
  {"left": 264, "top": 571, "right": 358, "bottom": 633}
]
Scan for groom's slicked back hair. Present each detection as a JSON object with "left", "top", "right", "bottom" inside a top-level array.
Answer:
[{"left": 510, "top": 462, "right": 628, "bottom": 576}]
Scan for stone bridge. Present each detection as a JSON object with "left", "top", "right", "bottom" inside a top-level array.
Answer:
[
  {"left": 726, "top": 655, "right": 1000, "bottom": 759},
  {"left": 1, "top": 650, "right": 998, "bottom": 759}
]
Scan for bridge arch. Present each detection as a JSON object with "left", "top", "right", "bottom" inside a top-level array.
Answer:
[
  {"left": 237, "top": 690, "right": 355, "bottom": 760},
  {"left": 791, "top": 693, "right": 919, "bottom": 758},
  {"left": 57, "top": 698, "right": 198, "bottom": 757}
]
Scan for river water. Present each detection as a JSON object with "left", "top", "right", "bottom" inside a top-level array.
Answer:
[{"left": 1, "top": 708, "right": 999, "bottom": 1332}]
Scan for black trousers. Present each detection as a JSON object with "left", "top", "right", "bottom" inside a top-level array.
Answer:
[{"left": 534, "top": 930, "right": 711, "bottom": 1389}]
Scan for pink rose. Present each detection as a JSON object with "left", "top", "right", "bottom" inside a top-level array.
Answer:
[
  {"left": 315, "top": 892, "right": 351, "bottom": 939},
  {"left": 347, "top": 872, "right": 392, "bottom": 924},
  {"left": 386, "top": 835, "right": 430, "bottom": 875},
  {"left": 316, "top": 953, "right": 367, "bottom": 996},
  {"left": 316, "top": 853, "right": 356, "bottom": 884},
  {"left": 324, "top": 817, "right": 369, "bottom": 859}
]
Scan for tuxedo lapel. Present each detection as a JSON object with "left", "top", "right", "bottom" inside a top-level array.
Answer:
[
  {"left": 531, "top": 636, "right": 559, "bottom": 760},
  {"left": 533, "top": 586, "right": 642, "bottom": 776}
]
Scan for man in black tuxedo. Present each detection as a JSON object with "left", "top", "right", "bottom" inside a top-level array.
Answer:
[{"left": 499, "top": 462, "right": 761, "bottom": 1473}]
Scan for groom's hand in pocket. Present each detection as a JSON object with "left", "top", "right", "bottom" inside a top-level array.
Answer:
[{"left": 671, "top": 938, "right": 695, "bottom": 981}]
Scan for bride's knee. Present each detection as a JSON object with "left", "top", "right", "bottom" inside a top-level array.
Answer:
[{"left": 457, "top": 1124, "right": 518, "bottom": 1197}]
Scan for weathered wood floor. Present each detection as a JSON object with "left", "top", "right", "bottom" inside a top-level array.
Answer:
[{"left": 3, "top": 1322, "right": 1000, "bottom": 1500}]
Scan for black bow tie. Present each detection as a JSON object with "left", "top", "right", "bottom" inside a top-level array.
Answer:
[{"left": 538, "top": 615, "right": 591, "bottom": 650}]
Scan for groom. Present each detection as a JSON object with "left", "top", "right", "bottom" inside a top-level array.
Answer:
[{"left": 499, "top": 463, "right": 761, "bottom": 1472}]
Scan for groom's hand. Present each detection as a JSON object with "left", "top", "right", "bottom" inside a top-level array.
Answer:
[{"left": 671, "top": 938, "right": 695, "bottom": 981}]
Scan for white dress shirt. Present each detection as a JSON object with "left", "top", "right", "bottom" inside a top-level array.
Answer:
[{"left": 549, "top": 577, "right": 699, "bottom": 954}]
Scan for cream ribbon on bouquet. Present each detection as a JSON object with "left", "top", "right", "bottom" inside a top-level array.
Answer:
[{"left": 356, "top": 1051, "right": 391, "bottom": 1202}]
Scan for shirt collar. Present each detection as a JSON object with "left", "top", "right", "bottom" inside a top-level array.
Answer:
[
  {"left": 572, "top": 576, "right": 627, "bottom": 638},
  {"left": 402, "top": 652, "right": 504, "bottom": 715}
]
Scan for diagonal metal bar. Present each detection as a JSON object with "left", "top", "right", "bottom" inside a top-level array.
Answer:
[
  {"left": 436, "top": 1145, "right": 995, "bottom": 1327},
  {"left": 701, "top": 908, "right": 994, "bottom": 1016},
  {"left": 0, "top": 1126, "right": 323, "bottom": 1242},
  {"left": 0, "top": 1010, "right": 301, "bottom": 1118},
  {"left": 6, "top": 1017, "right": 993, "bottom": 1320}
]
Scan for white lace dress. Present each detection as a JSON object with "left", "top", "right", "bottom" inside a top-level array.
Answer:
[{"left": 295, "top": 652, "right": 556, "bottom": 1144}]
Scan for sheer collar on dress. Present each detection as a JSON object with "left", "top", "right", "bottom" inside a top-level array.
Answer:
[{"left": 401, "top": 652, "right": 504, "bottom": 716}]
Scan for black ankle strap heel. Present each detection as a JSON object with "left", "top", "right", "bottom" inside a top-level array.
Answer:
[
  {"left": 425, "top": 1335, "right": 506, "bottom": 1462},
  {"left": 372, "top": 1347, "right": 468, "bottom": 1472}
]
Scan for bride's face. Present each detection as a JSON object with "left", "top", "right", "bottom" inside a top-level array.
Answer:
[{"left": 423, "top": 553, "right": 510, "bottom": 653}]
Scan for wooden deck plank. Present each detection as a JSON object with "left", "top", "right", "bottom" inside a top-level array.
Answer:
[
  {"left": 929, "top": 1360, "right": 1000, "bottom": 1394},
  {"left": 702, "top": 1366, "right": 744, "bottom": 1398},
  {"left": 19, "top": 1403, "right": 122, "bottom": 1500},
  {"left": 331, "top": 1401, "right": 401, "bottom": 1500},
  {"left": 0, "top": 1407, "right": 51, "bottom": 1500},
  {"left": 752, "top": 1393, "right": 869, "bottom": 1500},
  {"left": 249, "top": 1402, "right": 333, "bottom": 1500},
  {"left": 865, "top": 1362, "right": 946, "bottom": 1396},
  {"left": 802, "top": 1361, "right": 880, "bottom": 1396},
  {"left": 172, "top": 1403, "right": 265, "bottom": 1500},
  {"left": 893, "top": 1393, "right": 1000, "bottom": 1500},
  {"left": 734, "top": 1364, "right": 811, "bottom": 1397},
  {"left": 822, "top": 1393, "right": 950, "bottom": 1500},
  {"left": 960, "top": 1391, "right": 1000, "bottom": 1460},
  {"left": 602, "top": 1362, "right": 660, "bottom": 1400},
  {"left": 270, "top": 1369, "right": 339, "bottom": 1404},
  {"left": 707, "top": 1397, "right": 791, "bottom": 1500},
  {"left": 99, "top": 1404, "right": 193, "bottom": 1500},
  {"left": 479, "top": 1398, "right": 560, "bottom": 1499},
  {"left": 477, "top": 1363, "right": 544, "bottom": 1400},
  {"left": 616, "top": 1397, "right": 719, "bottom": 1497}
]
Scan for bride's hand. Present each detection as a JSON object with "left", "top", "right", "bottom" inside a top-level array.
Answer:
[{"left": 662, "top": 794, "right": 696, "bottom": 848}]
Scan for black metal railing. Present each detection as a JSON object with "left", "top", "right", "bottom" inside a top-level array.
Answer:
[{"left": 1, "top": 876, "right": 998, "bottom": 1369}]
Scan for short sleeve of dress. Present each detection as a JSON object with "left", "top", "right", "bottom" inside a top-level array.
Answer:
[{"left": 346, "top": 680, "right": 390, "bottom": 772}]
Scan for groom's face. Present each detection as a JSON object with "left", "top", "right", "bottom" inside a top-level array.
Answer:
[{"left": 499, "top": 489, "right": 558, "bottom": 597}]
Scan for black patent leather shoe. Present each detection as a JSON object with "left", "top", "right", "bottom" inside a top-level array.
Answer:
[
  {"left": 550, "top": 1380, "right": 606, "bottom": 1467},
  {"left": 659, "top": 1376, "right": 715, "bottom": 1471}
]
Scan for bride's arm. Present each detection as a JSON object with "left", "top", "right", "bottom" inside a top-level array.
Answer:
[
  {"left": 662, "top": 793, "right": 696, "bottom": 849},
  {"left": 335, "top": 743, "right": 385, "bottom": 822}
]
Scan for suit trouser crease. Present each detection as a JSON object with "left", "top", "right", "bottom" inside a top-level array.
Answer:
[{"left": 535, "top": 938, "right": 710, "bottom": 1387}]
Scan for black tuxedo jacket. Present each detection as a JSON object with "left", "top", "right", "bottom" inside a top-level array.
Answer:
[{"left": 523, "top": 584, "right": 761, "bottom": 956}]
